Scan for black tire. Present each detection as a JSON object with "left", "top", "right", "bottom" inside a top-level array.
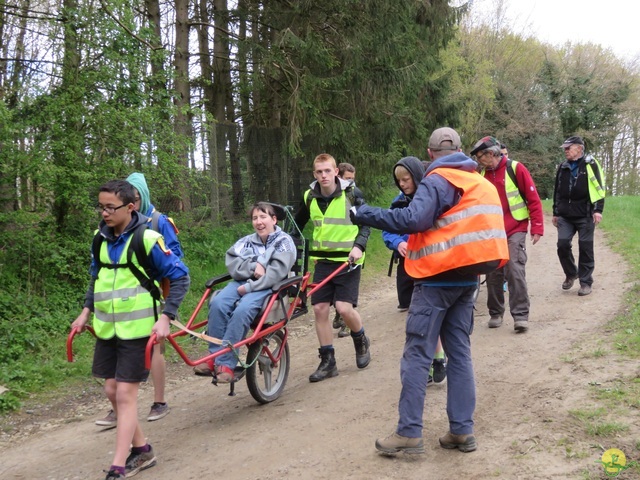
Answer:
[{"left": 246, "top": 329, "right": 290, "bottom": 404}]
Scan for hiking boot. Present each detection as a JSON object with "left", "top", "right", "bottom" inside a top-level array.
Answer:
[
  {"left": 193, "top": 360, "right": 214, "bottom": 376},
  {"left": 332, "top": 312, "right": 345, "bottom": 329},
  {"left": 95, "top": 409, "right": 117, "bottom": 428},
  {"left": 104, "top": 469, "right": 125, "bottom": 479},
  {"left": 337, "top": 325, "right": 351, "bottom": 338},
  {"left": 439, "top": 432, "right": 477, "bottom": 452},
  {"left": 562, "top": 276, "right": 577, "bottom": 290},
  {"left": 514, "top": 320, "right": 528, "bottom": 333},
  {"left": 353, "top": 333, "right": 371, "bottom": 369},
  {"left": 147, "top": 402, "right": 169, "bottom": 422},
  {"left": 432, "top": 358, "right": 447, "bottom": 383},
  {"left": 309, "top": 349, "right": 338, "bottom": 382},
  {"left": 488, "top": 316, "right": 503, "bottom": 328},
  {"left": 578, "top": 284, "right": 592, "bottom": 296},
  {"left": 375, "top": 432, "right": 425, "bottom": 455},
  {"left": 125, "top": 446, "right": 157, "bottom": 477}
]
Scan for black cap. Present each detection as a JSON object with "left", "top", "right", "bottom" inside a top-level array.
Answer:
[{"left": 561, "top": 136, "right": 584, "bottom": 148}]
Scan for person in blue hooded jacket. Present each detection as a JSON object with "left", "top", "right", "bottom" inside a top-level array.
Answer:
[{"left": 382, "top": 157, "right": 447, "bottom": 384}]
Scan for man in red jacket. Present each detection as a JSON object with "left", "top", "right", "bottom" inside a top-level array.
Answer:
[{"left": 471, "top": 137, "right": 544, "bottom": 333}]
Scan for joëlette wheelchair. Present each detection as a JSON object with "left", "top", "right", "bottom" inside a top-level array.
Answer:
[{"left": 67, "top": 203, "right": 354, "bottom": 404}]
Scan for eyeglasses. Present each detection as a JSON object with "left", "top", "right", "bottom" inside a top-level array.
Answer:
[
  {"left": 472, "top": 152, "right": 489, "bottom": 162},
  {"left": 95, "top": 204, "right": 127, "bottom": 215}
]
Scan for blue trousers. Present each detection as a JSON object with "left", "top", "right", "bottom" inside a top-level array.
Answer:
[
  {"left": 207, "top": 281, "right": 272, "bottom": 369},
  {"left": 397, "top": 284, "right": 476, "bottom": 438}
]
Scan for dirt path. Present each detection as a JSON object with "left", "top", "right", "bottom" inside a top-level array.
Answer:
[{"left": 0, "top": 214, "right": 635, "bottom": 480}]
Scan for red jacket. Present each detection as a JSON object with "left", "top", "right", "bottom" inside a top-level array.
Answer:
[{"left": 481, "top": 156, "right": 544, "bottom": 237}]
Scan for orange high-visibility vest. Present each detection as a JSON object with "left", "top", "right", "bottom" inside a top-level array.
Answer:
[{"left": 405, "top": 168, "right": 509, "bottom": 278}]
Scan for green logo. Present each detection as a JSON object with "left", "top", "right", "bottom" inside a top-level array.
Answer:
[{"left": 596, "top": 448, "right": 637, "bottom": 477}]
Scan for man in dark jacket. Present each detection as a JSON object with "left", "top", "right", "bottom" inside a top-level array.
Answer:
[{"left": 552, "top": 136, "right": 605, "bottom": 296}]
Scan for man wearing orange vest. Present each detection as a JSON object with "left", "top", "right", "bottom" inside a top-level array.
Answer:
[{"left": 351, "top": 127, "right": 509, "bottom": 456}]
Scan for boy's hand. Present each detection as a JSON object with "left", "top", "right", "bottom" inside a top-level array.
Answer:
[
  {"left": 153, "top": 315, "right": 172, "bottom": 340},
  {"left": 71, "top": 308, "right": 91, "bottom": 332},
  {"left": 348, "top": 245, "right": 363, "bottom": 263}
]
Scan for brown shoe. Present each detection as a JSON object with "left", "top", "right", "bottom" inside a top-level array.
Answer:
[
  {"left": 375, "top": 432, "right": 425, "bottom": 455},
  {"left": 562, "top": 276, "right": 577, "bottom": 290},
  {"left": 193, "top": 360, "right": 214, "bottom": 376},
  {"left": 578, "top": 284, "right": 592, "bottom": 296},
  {"left": 439, "top": 432, "right": 477, "bottom": 452}
]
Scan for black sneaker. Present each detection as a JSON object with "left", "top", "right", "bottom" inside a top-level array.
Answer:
[
  {"left": 125, "top": 446, "right": 157, "bottom": 477},
  {"left": 432, "top": 358, "right": 447, "bottom": 383}
]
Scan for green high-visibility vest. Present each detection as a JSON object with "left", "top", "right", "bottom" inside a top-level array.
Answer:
[
  {"left": 305, "top": 189, "right": 365, "bottom": 264},
  {"left": 482, "top": 160, "right": 528, "bottom": 221},
  {"left": 585, "top": 156, "right": 605, "bottom": 202},
  {"left": 93, "top": 230, "right": 161, "bottom": 340}
]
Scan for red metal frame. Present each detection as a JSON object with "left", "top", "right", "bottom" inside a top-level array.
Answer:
[{"left": 67, "top": 261, "right": 352, "bottom": 372}]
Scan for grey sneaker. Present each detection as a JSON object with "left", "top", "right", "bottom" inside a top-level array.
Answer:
[
  {"left": 125, "top": 446, "right": 157, "bottom": 477},
  {"left": 562, "top": 276, "right": 578, "bottom": 290},
  {"left": 147, "top": 402, "right": 170, "bottom": 421},
  {"left": 95, "top": 409, "right": 117, "bottom": 428},
  {"left": 514, "top": 320, "right": 528, "bottom": 333},
  {"left": 439, "top": 432, "right": 477, "bottom": 452},
  {"left": 578, "top": 284, "right": 592, "bottom": 296},
  {"left": 375, "top": 432, "right": 425, "bottom": 455},
  {"left": 488, "top": 316, "right": 503, "bottom": 328}
]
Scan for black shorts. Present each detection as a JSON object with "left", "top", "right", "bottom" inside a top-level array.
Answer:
[
  {"left": 92, "top": 337, "right": 151, "bottom": 383},
  {"left": 311, "top": 261, "right": 361, "bottom": 307}
]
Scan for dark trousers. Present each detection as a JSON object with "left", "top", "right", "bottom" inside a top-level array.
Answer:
[
  {"left": 396, "top": 257, "right": 414, "bottom": 309},
  {"left": 556, "top": 216, "right": 595, "bottom": 287}
]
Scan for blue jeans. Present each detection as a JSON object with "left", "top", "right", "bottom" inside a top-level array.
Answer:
[
  {"left": 397, "top": 284, "right": 476, "bottom": 438},
  {"left": 207, "top": 281, "right": 272, "bottom": 369}
]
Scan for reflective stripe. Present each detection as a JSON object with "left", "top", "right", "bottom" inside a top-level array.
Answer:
[
  {"left": 94, "top": 306, "right": 158, "bottom": 322},
  {"left": 312, "top": 240, "right": 355, "bottom": 249},
  {"left": 407, "top": 229, "right": 507, "bottom": 260},
  {"left": 433, "top": 204, "right": 503, "bottom": 229},
  {"left": 322, "top": 217, "right": 353, "bottom": 225},
  {"left": 94, "top": 285, "right": 149, "bottom": 302}
]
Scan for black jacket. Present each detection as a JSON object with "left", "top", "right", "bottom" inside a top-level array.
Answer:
[{"left": 553, "top": 155, "right": 604, "bottom": 218}]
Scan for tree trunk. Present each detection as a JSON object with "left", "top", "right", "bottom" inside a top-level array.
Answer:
[{"left": 173, "top": 0, "right": 192, "bottom": 211}]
